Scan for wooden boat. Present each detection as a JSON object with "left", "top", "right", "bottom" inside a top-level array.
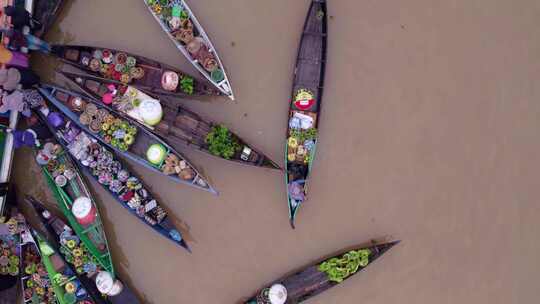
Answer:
[
  {"left": 38, "top": 84, "right": 217, "bottom": 195},
  {"left": 59, "top": 70, "right": 281, "bottom": 170},
  {"left": 32, "top": 140, "right": 115, "bottom": 277},
  {"left": 51, "top": 45, "right": 223, "bottom": 98},
  {"left": 143, "top": 0, "right": 235, "bottom": 100},
  {"left": 242, "top": 240, "right": 399, "bottom": 304},
  {"left": 285, "top": 0, "right": 327, "bottom": 229},
  {"left": 31, "top": 229, "right": 101, "bottom": 304},
  {"left": 19, "top": 224, "right": 57, "bottom": 303},
  {"left": 32, "top": 0, "right": 66, "bottom": 38},
  {"left": 34, "top": 105, "right": 192, "bottom": 252},
  {"left": 0, "top": 209, "right": 23, "bottom": 304},
  {"left": 27, "top": 196, "right": 142, "bottom": 304},
  {"left": 0, "top": 111, "right": 18, "bottom": 216}
]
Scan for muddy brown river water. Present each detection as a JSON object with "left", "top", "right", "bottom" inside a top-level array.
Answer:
[{"left": 9, "top": 0, "right": 540, "bottom": 303}]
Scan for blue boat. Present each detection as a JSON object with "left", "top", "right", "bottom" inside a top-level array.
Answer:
[
  {"left": 38, "top": 85, "right": 217, "bottom": 195},
  {"left": 34, "top": 104, "right": 191, "bottom": 252}
]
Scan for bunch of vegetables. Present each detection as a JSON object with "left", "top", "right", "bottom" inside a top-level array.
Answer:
[
  {"left": 22, "top": 247, "right": 55, "bottom": 303},
  {"left": 59, "top": 238, "right": 99, "bottom": 275},
  {"left": 318, "top": 249, "right": 371, "bottom": 283},
  {"left": 0, "top": 244, "right": 19, "bottom": 275},
  {"left": 205, "top": 125, "right": 240, "bottom": 159},
  {"left": 180, "top": 75, "right": 195, "bottom": 94},
  {"left": 100, "top": 117, "right": 137, "bottom": 151},
  {"left": 290, "top": 127, "right": 318, "bottom": 143},
  {"left": 148, "top": 0, "right": 189, "bottom": 19}
]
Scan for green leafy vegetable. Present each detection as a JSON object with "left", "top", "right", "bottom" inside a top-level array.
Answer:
[
  {"left": 205, "top": 125, "right": 240, "bottom": 159},
  {"left": 318, "top": 249, "right": 371, "bottom": 283},
  {"left": 290, "top": 128, "right": 318, "bottom": 143},
  {"left": 180, "top": 76, "right": 194, "bottom": 94}
]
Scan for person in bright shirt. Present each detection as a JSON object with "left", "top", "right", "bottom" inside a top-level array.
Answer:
[{"left": 0, "top": 44, "right": 28, "bottom": 68}]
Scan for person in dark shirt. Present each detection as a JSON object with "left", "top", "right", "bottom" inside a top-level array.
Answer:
[
  {"left": 2, "top": 5, "right": 42, "bottom": 31},
  {"left": 3, "top": 5, "right": 31, "bottom": 30}
]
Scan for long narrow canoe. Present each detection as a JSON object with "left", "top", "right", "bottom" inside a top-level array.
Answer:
[
  {"left": 32, "top": 140, "right": 115, "bottom": 277},
  {"left": 51, "top": 45, "right": 222, "bottom": 98},
  {"left": 19, "top": 225, "right": 57, "bottom": 303},
  {"left": 0, "top": 111, "right": 18, "bottom": 216},
  {"left": 0, "top": 210, "right": 23, "bottom": 304},
  {"left": 285, "top": 0, "right": 327, "bottom": 229},
  {"left": 27, "top": 196, "right": 142, "bottom": 304},
  {"left": 242, "top": 241, "right": 399, "bottom": 304},
  {"left": 34, "top": 105, "right": 191, "bottom": 251},
  {"left": 143, "top": 0, "right": 235, "bottom": 100},
  {"left": 38, "top": 84, "right": 217, "bottom": 195},
  {"left": 27, "top": 196, "right": 111, "bottom": 304},
  {"left": 60, "top": 71, "right": 281, "bottom": 170},
  {"left": 32, "top": 229, "right": 100, "bottom": 304},
  {"left": 32, "top": 0, "right": 66, "bottom": 38}
]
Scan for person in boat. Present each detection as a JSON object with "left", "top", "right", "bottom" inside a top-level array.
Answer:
[
  {"left": 0, "top": 66, "right": 39, "bottom": 90},
  {"left": 2, "top": 5, "right": 41, "bottom": 31},
  {"left": 0, "top": 28, "right": 51, "bottom": 54},
  {"left": 288, "top": 179, "right": 306, "bottom": 203},
  {"left": 0, "top": 114, "right": 51, "bottom": 149}
]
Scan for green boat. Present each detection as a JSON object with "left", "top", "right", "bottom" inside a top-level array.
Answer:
[
  {"left": 28, "top": 196, "right": 142, "bottom": 304},
  {"left": 34, "top": 139, "right": 115, "bottom": 278},
  {"left": 19, "top": 225, "right": 57, "bottom": 303},
  {"left": 32, "top": 229, "right": 99, "bottom": 304}
]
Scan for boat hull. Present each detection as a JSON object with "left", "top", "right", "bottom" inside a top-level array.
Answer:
[
  {"left": 58, "top": 70, "right": 281, "bottom": 170},
  {"left": 143, "top": 0, "right": 235, "bottom": 99},
  {"left": 38, "top": 85, "right": 217, "bottom": 195},
  {"left": 243, "top": 240, "right": 399, "bottom": 304},
  {"left": 34, "top": 103, "right": 192, "bottom": 251},
  {"left": 51, "top": 45, "right": 222, "bottom": 98},
  {"left": 285, "top": 0, "right": 328, "bottom": 228}
]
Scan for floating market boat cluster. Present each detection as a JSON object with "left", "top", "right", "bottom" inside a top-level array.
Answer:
[{"left": 0, "top": 0, "right": 401, "bottom": 303}]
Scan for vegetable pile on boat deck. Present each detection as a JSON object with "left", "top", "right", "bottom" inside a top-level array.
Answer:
[
  {"left": 205, "top": 125, "right": 241, "bottom": 159},
  {"left": 68, "top": 96, "right": 138, "bottom": 151},
  {"left": 76, "top": 49, "right": 145, "bottom": 84},
  {"left": 21, "top": 241, "right": 56, "bottom": 303},
  {"left": 38, "top": 240, "right": 93, "bottom": 303},
  {"left": 287, "top": 112, "right": 317, "bottom": 164},
  {"left": 58, "top": 229, "right": 100, "bottom": 276},
  {"left": 147, "top": 0, "right": 226, "bottom": 83},
  {"left": 68, "top": 47, "right": 195, "bottom": 94},
  {"left": 0, "top": 216, "right": 22, "bottom": 277},
  {"left": 318, "top": 249, "right": 371, "bottom": 283},
  {"left": 57, "top": 122, "right": 169, "bottom": 226},
  {"left": 37, "top": 142, "right": 78, "bottom": 184}
]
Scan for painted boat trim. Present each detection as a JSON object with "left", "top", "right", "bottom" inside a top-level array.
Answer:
[{"left": 143, "top": 0, "right": 235, "bottom": 100}]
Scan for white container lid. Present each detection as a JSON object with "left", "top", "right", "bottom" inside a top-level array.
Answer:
[
  {"left": 72, "top": 196, "right": 92, "bottom": 219},
  {"left": 139, "top": 99, "right": 163, "bottom": 126},
  {"left": 269, "top": 284, "right": 287, "bottom": 304},
  {"left": 95, "top": 271, "right": 114, "bottom": 294}
]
